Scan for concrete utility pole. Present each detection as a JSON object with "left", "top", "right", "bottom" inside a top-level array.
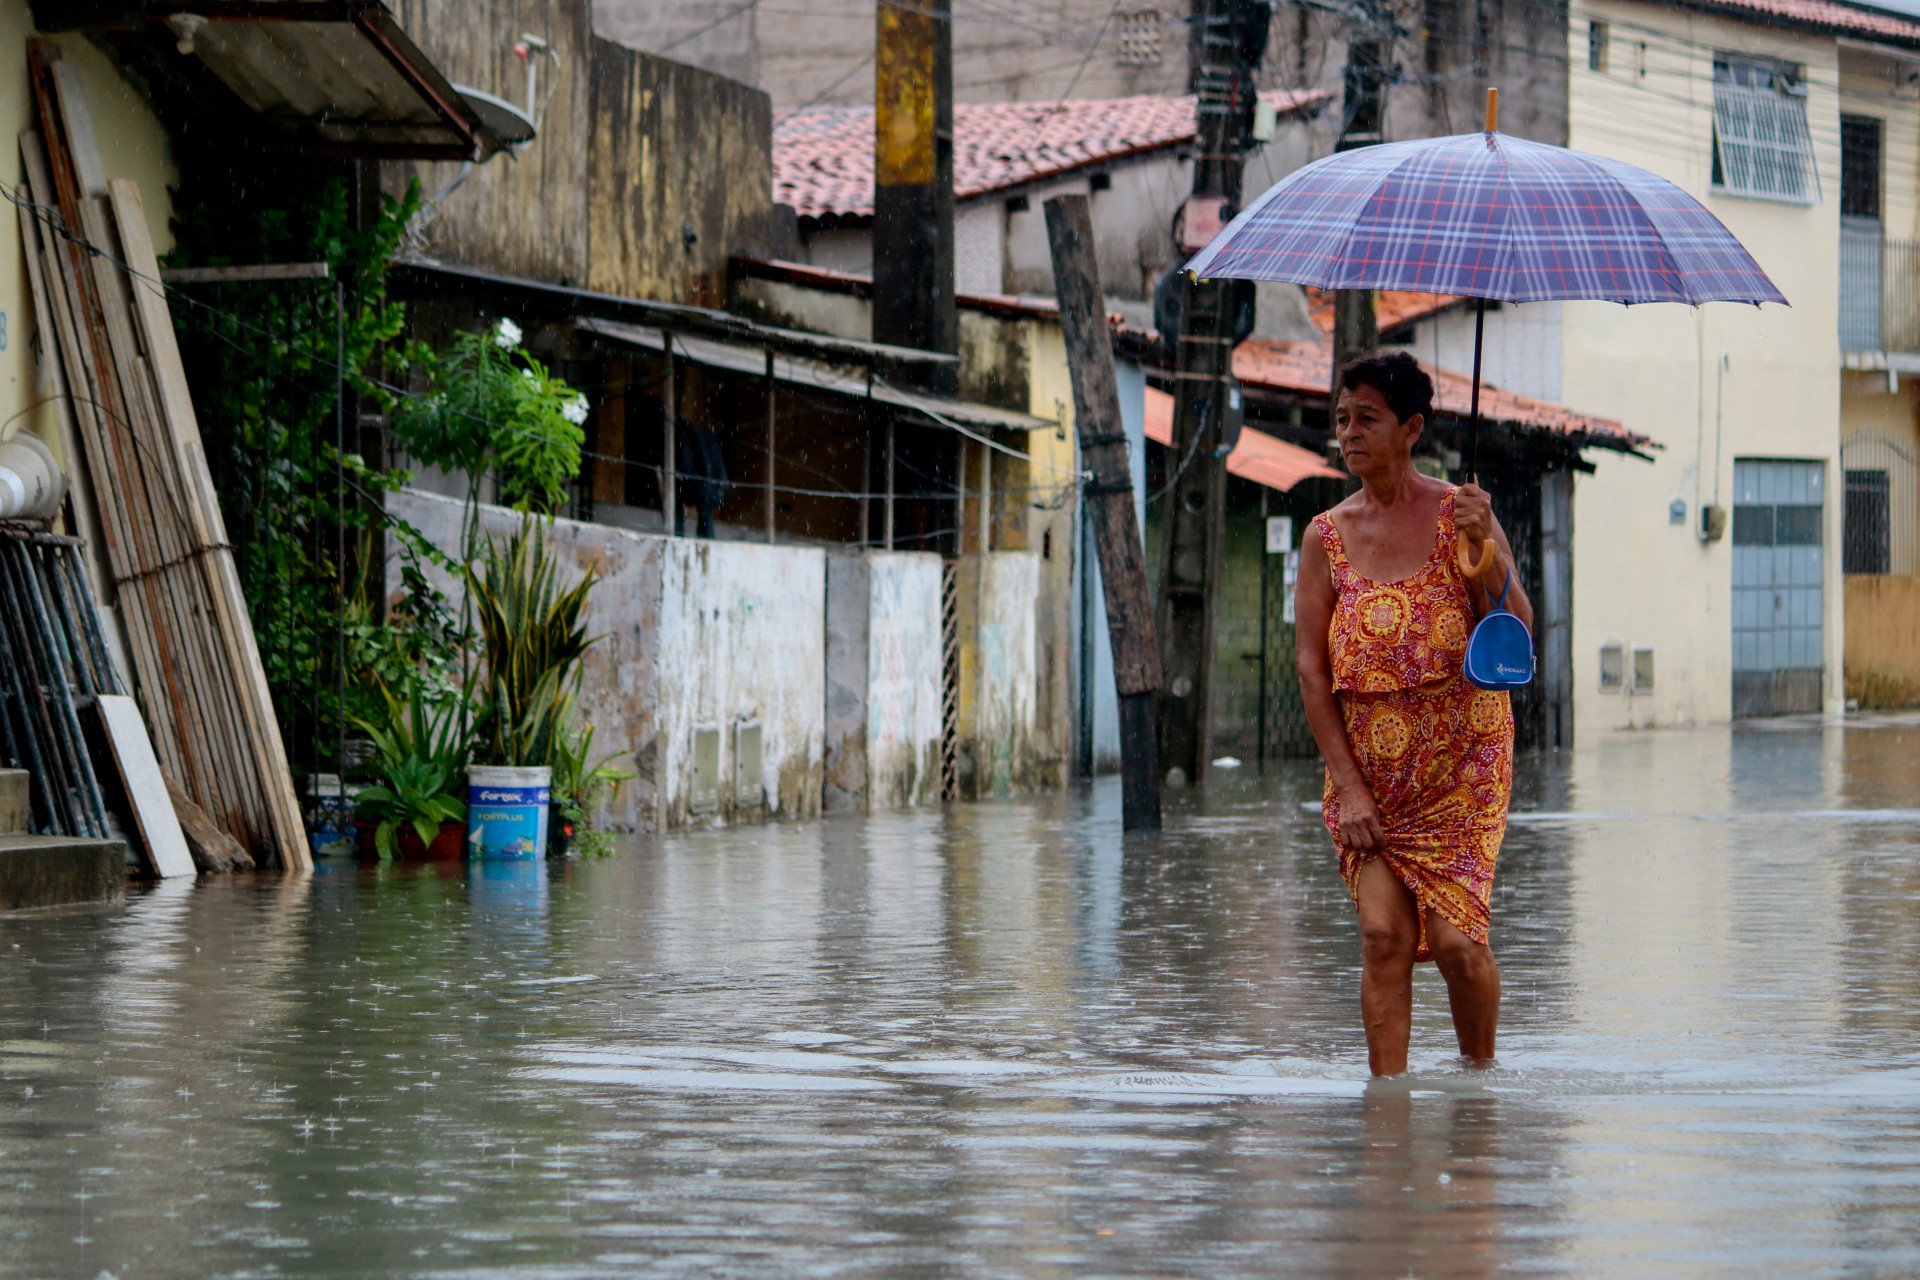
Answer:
[
  {"left": 1045, "top": 194, "right": 1163, "bottom": 831},
  {"left": 1328, "top": 7, "right": 1390, "bottom": 389},
  {"left": 873, "top": 0, "right": 956, "bottom": 394},
  {"left": 1156, "top": 0, "right": 1267, "bottom": 788}
]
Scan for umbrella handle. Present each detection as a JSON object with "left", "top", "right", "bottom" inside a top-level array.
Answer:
[{"left": 1456, "top": 533, "right": 1497, "bottom": 581}]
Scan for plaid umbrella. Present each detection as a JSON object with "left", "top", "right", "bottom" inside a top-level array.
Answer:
[
  {"left": 1184, "top": 101, "right": 1783, "bottom": 543},
  {"left": 1184, "top": 129, "right": 1786, "bottom": 306}
]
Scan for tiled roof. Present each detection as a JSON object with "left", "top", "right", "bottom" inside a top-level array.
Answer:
[
  {"left": 1306, "top": 288, "right": 1465, "bottom": 337},
  {"left": 1680, "top": 0, "right": 1920, "bottom": 45},
  {"left": 1230, "top": 338, "right": 1647, "bottom": 450},
  {"left": 774, "top": 91, "right": 1330, "bottom": 222},
  {"left": 1145, "top": 388, "right": 1348, "bottom": 492}
]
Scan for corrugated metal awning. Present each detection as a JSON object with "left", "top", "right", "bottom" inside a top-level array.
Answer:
[
  {"left": 582, "top": 318, "right": 1054, "bottom": 436},
  {"left": 42, "top": 1, "right": 499, "bottom": 160}
]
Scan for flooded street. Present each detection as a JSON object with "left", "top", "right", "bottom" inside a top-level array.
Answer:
[{"left": 4, "top": 719, "right": 1920, "bottom": 1278}]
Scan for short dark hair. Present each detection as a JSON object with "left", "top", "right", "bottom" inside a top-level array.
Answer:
[{"left": 1338, "top": 351, "right": 1434, "bottom": 426}]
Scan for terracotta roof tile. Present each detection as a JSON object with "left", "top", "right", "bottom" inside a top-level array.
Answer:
[
  {"left": 1230, "top": 338, "right": 1646, "bottom": 449},
  {"left": 1684, "top": 0, "right": 1920, "bottom": 44},
  {"left": 1305, "top": 288, "right": 1465, "bottom": 337},
  {"left": 774, "top": 91, "right": 1329, "bottom": 222}
]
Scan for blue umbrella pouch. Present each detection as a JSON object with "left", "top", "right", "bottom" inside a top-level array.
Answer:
[{"left": 1464, "top": 568, "right": 1534, "bottom": 690}]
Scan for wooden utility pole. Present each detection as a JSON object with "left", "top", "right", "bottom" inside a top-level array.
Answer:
[
  {"left": 1156, "top": 0, "right": 1266, "bottom": 788},
  {"left": 873, "top": 0, "right": 956, "bottom": 393},
  {"left": 1045, "top": 194, "right": 1163, "bottom": 831},
  {"left": 1328, "top": 7, "right": 1389, "bottom": 390}
]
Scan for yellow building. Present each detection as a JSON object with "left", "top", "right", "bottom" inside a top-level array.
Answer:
[
  {"left": 1558, "top": 0, "right": 1920, "bottom": 725},
  {"left": 1, "top": 3, "right": 176, "bottom": 478}
]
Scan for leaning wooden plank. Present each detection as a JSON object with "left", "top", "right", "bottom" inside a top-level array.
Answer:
[
  {"left": 108, "top": 194, "right": 283, "bottom": 855},
  {"left": 91, "top": 694, "right": 195, "bottom": 878},
  {"left": 71, "top": 191, "right": 214, "bottom": 806},
  {"left": 47, "top": 61, "right": 105, "bottom": 198},
  {"left": 17, "top": 131, "right": 181, "bottom": 782},
  {"left": 107, "top": 181, "right": 311, "bottom": 872},
  {"left": 12, "top": 166, "right": 113, "bottom": 603}
]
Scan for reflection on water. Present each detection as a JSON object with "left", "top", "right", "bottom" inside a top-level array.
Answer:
[{"left": 3, "top": 721, "right": 1920, "bottom": 1277}]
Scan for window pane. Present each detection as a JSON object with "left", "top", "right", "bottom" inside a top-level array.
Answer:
[{"left": 1713, "top": 56, "right": 1820, "bottom": 204}]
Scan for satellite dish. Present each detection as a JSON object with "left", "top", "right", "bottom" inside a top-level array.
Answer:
[{"left": 452, "top": 84, "right": 536, "bottom": 158}]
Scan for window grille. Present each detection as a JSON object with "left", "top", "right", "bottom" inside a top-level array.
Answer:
[
  {"left": 1116, "top": 9, "right": 1164, "bottom": 65},
  {"left": 1842, "top": 434, "right": 1917, "bottom": 576},
  {"left": 1712, "top": 55, "right": 1819, "bottom": 205},
  {"left": 1588, "top": 21, "right": 1610, "bottom": 73}
]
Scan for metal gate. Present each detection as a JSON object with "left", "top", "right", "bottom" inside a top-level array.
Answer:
[{"left": 1732, "top": 459, "right": 1826, "bottom": 717}]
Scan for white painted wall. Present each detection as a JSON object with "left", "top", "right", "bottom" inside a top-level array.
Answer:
[
  {"left": 1396, "top": 302, "right": 1566, "bottom": 403},
  {"left": 387, "top": 489, "right": 827, "bottom": 831},
  {"left": 825, "top": 551, "right": 943, "bottom": 809},
  {"left": 975, "top": 551, "right": 1040, "bottom": 796},
  {"left": 955, "top": 201, "right": 1005, "bottom": 295},
  {"left": 656, "top": 536, "right": 826, "bottom": 826},
  {"left": 1566, "top": 0, "right": 1845, "bottom": 728}
]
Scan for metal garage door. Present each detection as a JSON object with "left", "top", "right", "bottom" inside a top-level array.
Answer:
[{"left": 1732, "top": 459, "right": 1825, "bottom": 717}]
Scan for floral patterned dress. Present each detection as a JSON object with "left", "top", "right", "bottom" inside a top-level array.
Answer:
[{"left": 1312, "top": 488, "right": 1513, "bottom": 961}]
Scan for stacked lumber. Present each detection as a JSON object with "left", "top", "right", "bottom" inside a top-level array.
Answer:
[{"left": 17, "top": 41, "right": 309, "bottom": 871}]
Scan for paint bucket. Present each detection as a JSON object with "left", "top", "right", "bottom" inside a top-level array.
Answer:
[
  {"left": 0, "top": 434, "right": 67, "bottom": 521},
  {"left": 466, "top": 765, "right": 551, "bottom": 860}
]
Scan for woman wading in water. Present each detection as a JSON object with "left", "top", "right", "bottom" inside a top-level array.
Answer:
[{"left": 1295, "top": 353, "right": 1532, "bottom": 1077}]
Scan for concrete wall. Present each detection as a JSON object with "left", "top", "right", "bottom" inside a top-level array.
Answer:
[
  {"left": 388, "top": 3, "right": 780, "bottom": 307},
  {"left": 1845, "top": 575, "right": 1920, "bottom": 703},
  {"left": 654, "top": 536, "right": 825, "bottom": 826},
  {"left": 1841, "top": 371, "right": 1919, "bottom": 576},
  {"left": 972, "top": 551, "right": 1040, "bottom": 797},
  {"left": 1, "top": 9, "right": 175, "bottom": 471},
  {"left": 1393, "top": 302, "right": 1566, "bottom": 404},
  {"left": 1565, "top": 1, "right": 1845, "bottom": 728},
  {"left": 825, "top": 551, "right": 943, "bottom": 810},
  {"left": 386, "top": 489, "right": 825, "bottom": 832}
]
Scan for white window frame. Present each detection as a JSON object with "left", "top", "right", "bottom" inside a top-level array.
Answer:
[{"left": 1712, "top": 54, "right": 1820, "bottom": 205}]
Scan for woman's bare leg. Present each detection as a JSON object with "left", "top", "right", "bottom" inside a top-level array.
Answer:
[
  {"left": 1354, "top": 857, "right": 1419, "bottom": 1076},
  {"left": 1426, "top": 910, "right": 1500, "bottom": 1063}
]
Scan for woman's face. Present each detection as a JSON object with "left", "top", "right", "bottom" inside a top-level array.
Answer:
[{"left": 1333, "top": 383, "right": 1421, "bottom": 479}]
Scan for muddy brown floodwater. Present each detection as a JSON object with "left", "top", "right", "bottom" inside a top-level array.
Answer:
[{"left": 4, "top": 716, "right": 1920, "bottom": 1278}]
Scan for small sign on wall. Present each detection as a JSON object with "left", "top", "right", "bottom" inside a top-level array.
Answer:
[
  {"left": 1265, "top": 515, "right": 1292, "bottom": 555},
  {"left": 1282, "top": 548, "right": 1301, "bottom": 625}
]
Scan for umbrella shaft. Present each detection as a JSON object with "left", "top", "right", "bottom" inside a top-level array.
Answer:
[{"left": 1469, "top": 296, "right": 1486, "bottom": 479}]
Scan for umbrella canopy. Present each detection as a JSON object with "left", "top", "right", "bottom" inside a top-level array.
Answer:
[{"left": 1184, "top": 130, "right": 1786, "bottom": 307}]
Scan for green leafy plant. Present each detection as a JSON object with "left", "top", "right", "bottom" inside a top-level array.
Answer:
[
  {"left": 390, "top": 319, "right": 588, "bottom": 532},
  {"left": 166, "top": 173, "right": 424, "bottom": 777},
  {"left": 469, "top": 522, "right": 599, "bottom": 768},
  {"left": 551, "top": 712, "right": 636, "bottom": 859},
  {"left": 351, "top": 676, "right": 472, "bottom": 860}
]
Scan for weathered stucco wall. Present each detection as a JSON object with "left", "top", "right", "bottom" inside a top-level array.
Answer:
[
  {"left": 386, "top": 490, "right": 824, "bottom": 832},
  {"left": 655, "top": 537, "right": 824, "bottom": 828},
  {"left": 973, "top": 551, "right": 1040, "bottom": 798},
  {"left": 1, "top": 15, "right": 175, "bottom": 472},
  {"left": 388, "top": 0, "right": 594, "bottom": 286},
  {"left": 1845, "top": 576, "right": 1920, "bottom": 704},
  {"left": 387, "top": 5, "right": 778, "bottom": 306},
  {"left": 825, "top": 552, "right": 943, "bottom": 810},
  {"left": 587, "top": 36, "right": 779, "bottom": 307}
]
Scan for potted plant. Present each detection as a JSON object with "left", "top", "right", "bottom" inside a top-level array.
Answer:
[
  {"left": 549, "top": 712, "right": 636, "bottom": 858},
  {"left": 352, "top": 676, "right": 471, "bottom": 861}
]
